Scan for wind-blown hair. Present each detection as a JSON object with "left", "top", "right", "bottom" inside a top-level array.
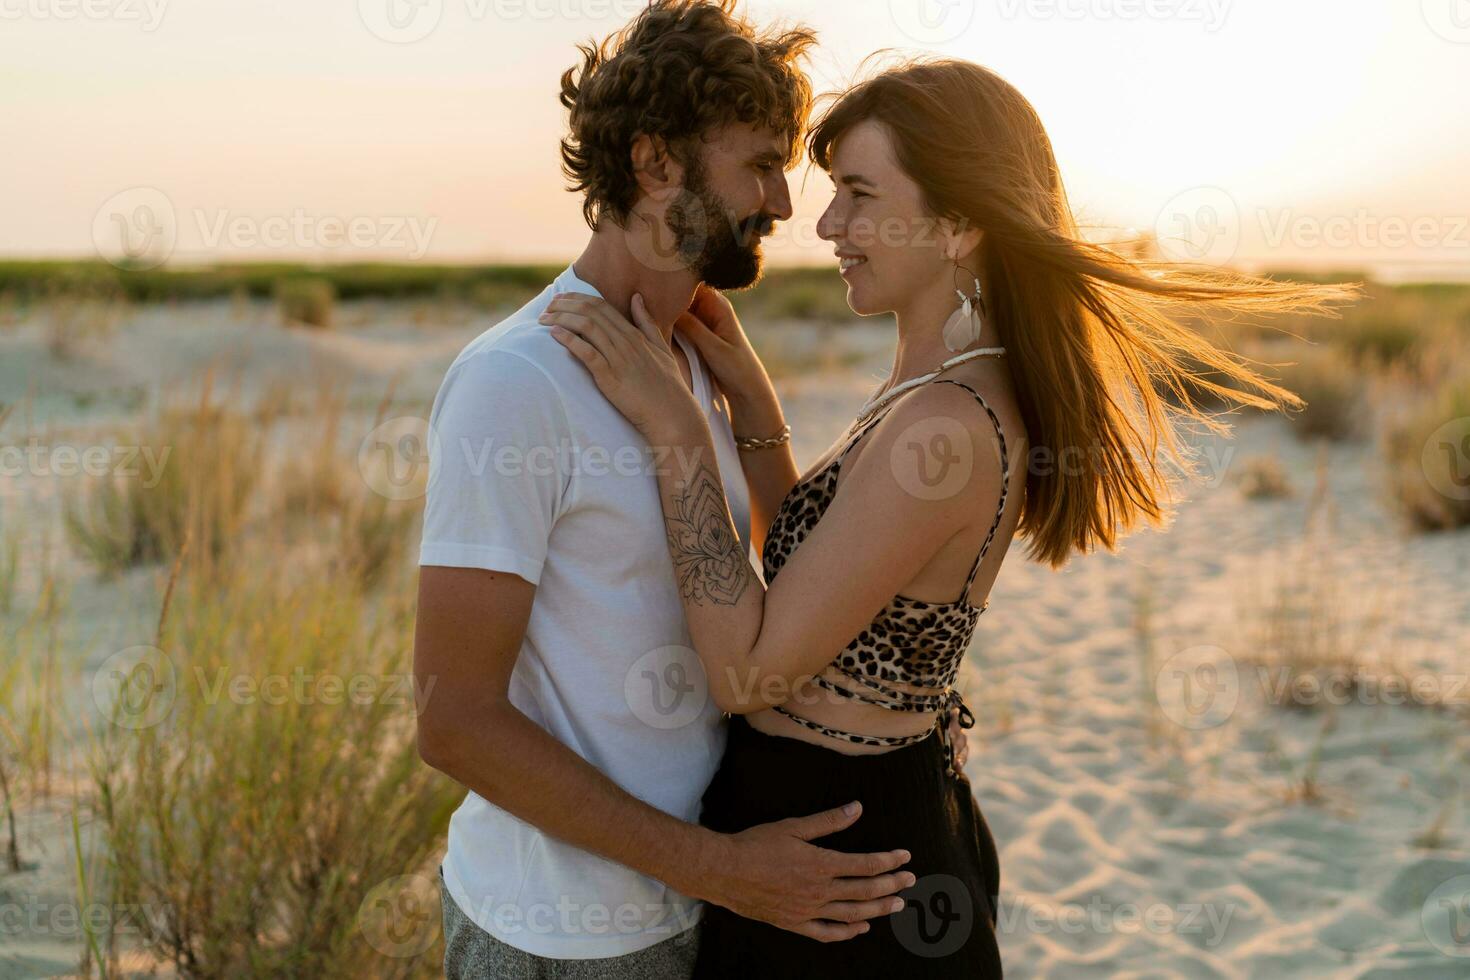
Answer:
[{"left": 809, "top": 57, "right": 1360, "bottom": 568}]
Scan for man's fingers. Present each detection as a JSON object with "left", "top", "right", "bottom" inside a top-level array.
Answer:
[
  {"left": 829, "top": 870, "right": 916, "bottom": 902},
  {"left": 817, "top": 896, "right": 908, "bottom": 924},
  {"left": 785, "top": 802, "right": 863, "bottom": 842},
  {"left": 826, "top": 846, "right": 911, "bottom": 879},
  {"left": 792, "top": 919, "right": 870, "bottom": 943}
]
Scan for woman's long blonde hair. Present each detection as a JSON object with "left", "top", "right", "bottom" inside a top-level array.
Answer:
[{"left": 808, "top": 57, "right": 1360, "bottom": 569}]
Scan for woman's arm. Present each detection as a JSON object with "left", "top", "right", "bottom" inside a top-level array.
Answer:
[
  {"left": 544, "top": 293, "right": 999, "bottom": 714},
  {"left": 673, "top": 287, "right": 799, "bottom": 554},
  {"left": 717, "top": 383, "right": 797, "bottom": 558},
  {"left": 646, "top": 390, "right": 992, "bottom": 714}
]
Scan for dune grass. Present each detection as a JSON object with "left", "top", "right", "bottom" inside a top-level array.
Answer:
[
  {"left": 1276, "top": 345, "right": 1365, "bottom": 441},
  {"left": 1238, "top": 452, "right": 1379, "bottom": 709},
  {"left": 1234, "top": 453, "right": 1294, "bottom": 500},
  {"left": 1381, "top": 368, "right": 1470, "bottom": 531},
  {"left": 0, "top": 518, "right": 19, "bottom": 615},
  {"left": 5, "top": 262, "right": 1468, "bottom": 972},
  {"left": 276, "top": 276, "right": 338, "bottom": 329},
  {"left": 273, "top": 381, "right": 353, "bottom": 519},
  {"left": 0, "top": 362, "right": 455, "bottom": 974},
  {"left": 44, "top": 290, "right": 128, "bottom": 361},
  {"left": 63, "top": 372, "right": 265, "bottom": 575},
  {"left": 0, "top": 259, "right": 563, "bottom": 305},
  {"left": 0, "top": 405, "right": 17, "bottom": 613},
  {"left": 86, "top": 481, "right": 458, "bottom": 976},
  {"left": 0, "top": 538, "right": 69, "bottom": 873}
]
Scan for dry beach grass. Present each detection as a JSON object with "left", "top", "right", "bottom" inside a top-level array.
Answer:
[{"left": 0, "top": 268, "right": 1468, "bottom": 976}]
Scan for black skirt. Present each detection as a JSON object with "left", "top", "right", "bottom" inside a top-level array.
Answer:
[{"left": 693, "top": 714, "right": 1004, "bottom": 979}]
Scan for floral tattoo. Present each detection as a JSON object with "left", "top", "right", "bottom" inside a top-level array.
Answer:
[{"left": 666, "top": 462, "right": 752, "bottom": 606}]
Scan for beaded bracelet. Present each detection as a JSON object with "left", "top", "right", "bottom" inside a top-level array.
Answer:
[{"left": 734, "top": 423, "right": 791, "bottom": 452}]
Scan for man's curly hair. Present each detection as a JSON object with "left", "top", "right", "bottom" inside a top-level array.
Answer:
[{"left": 559, "top": 0, "right": 815, "bottom": 230}]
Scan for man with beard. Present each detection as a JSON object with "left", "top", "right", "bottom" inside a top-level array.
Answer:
[{"left": 412, "top": 3, "right": 917, "bottom": 977}]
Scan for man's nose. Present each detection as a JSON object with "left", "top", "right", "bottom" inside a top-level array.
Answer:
[{"left": 767, "top": 174, "right": 794, "bottom": 223}]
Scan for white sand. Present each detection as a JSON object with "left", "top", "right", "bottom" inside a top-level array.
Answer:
[
  {"left": 2, "top": 301, "right": 1469, "bottom": 977},
  {"left": 771, "top": 338, "right": 1470, "bottom": 977}
]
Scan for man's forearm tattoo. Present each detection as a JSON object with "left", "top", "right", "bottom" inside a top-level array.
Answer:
[{"left": 665, "top": 462, "right": 752, "bottom": 606}]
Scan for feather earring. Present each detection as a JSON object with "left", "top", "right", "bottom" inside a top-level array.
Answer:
[{"left": 942, "top": 273, "right": 985, "bottom": 352}]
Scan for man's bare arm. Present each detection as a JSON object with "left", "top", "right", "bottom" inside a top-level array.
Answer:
[{"left": 412, "top": 564, "right": 915, "bottom": 942}]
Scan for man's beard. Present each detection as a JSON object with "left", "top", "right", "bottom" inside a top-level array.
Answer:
[{"left": 667, "top": 161, "right": 774, "bottom": 291}]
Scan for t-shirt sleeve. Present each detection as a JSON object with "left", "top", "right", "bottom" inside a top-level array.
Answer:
[{"left": 418, "top": 348, "right": 573, "bottom": 585}]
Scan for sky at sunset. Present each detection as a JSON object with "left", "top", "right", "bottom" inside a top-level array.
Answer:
[{"left": 5, "top": 0, "right": 1469, "bottom": 278}]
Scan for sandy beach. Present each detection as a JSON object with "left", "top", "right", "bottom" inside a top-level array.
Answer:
[{"left": 2, "top": 297, "right": 1469, "bottom": 977}]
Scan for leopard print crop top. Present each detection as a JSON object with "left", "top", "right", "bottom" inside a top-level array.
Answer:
[{"left": 764, "top": 377, "right": 1011, "bottom": 771}]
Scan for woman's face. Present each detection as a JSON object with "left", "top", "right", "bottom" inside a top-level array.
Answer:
[{"left": 816, "top": 119, "right": 949, "bottom": 317}]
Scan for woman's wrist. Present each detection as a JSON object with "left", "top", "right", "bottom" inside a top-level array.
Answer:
[
  {"left": 726, "top": 387, "right": 785, "bottom": 437},
  {"left": 733, "top": 422, "right": 790, "bottom": 452}
]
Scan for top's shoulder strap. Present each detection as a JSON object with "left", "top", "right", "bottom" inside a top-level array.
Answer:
[{"left": 931, "top": 379, "right": 1011, "bottom": 601}]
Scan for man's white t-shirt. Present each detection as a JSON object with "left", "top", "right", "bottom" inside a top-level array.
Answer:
[{"left": 418, "top": 263, "right": 750, "bottom": 959}]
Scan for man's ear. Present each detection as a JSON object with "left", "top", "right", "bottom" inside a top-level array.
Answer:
[{"left": 631, "top": 133, "right": 685, "bottom": 196}]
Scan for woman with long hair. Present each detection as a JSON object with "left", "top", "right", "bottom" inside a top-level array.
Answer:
[{"left": 541, "top": 56, "right": 1356, "bottom": 977}]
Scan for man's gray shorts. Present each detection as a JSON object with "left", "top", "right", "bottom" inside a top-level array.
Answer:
[{"left": 438, "top": 866, "right": 701, "bottom": 979}]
